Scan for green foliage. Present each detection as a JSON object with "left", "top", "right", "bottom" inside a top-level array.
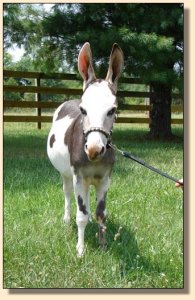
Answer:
[
  {"left": 4, "top": 3, "right": 183, "bottom": 89},
  {"left": 4, "top": 51, "right": 34, "bottom": 72},
  {"left": 119, "top": 29, "right": 176, "bottom": 83},
  {"left": 4, "top": 52, "right": 13, "bottom": 68},
  {"left": 3, "top": 77, "right": 22, "bottom": 101},
  {"left": 3, "top": 4, "right": 22, "bottom": 49}
]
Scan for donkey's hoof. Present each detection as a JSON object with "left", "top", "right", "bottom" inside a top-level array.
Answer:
[
  {"left": 63, "top": 214, "right": 70, "bottom": 224},
  {"left": 76, "top": 244, "right": 84, "bottom": 258},
  {"left": 88, "top": 215, "right": 93, "bottom": 223},
  {"left": 100, "top": 238, "right": 108, "bottom": 250},
  {"left": 98, "top": 225, "right": 107, "bottom": 249}
]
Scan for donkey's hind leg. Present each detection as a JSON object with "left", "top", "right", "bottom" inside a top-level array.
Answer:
[{"left": 62, "top": 175, "right": 73, "bottom": 224}]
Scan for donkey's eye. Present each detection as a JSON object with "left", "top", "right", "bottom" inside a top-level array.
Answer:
[
  {"left": 80, "top": 107, "right": 87, "bottom": 116},
  {"left": 107, "top": 107, "right": 116, "bottom": 117}
]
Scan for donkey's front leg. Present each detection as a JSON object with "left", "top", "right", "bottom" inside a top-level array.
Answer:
[
  {"left": 73, "top": 175, "right": 89, "bottom": 257},
  {"left": 95, "top": 176, "right": 110, "bottom": 248}
]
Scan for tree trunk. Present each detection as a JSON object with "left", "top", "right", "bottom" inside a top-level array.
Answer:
[{"left": 147, "top": 82, "right": 173, "bottom": 140}]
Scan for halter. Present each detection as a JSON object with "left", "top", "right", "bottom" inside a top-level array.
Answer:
[{"left": 83, "top": 127, "right": 113, "bottom": 146}]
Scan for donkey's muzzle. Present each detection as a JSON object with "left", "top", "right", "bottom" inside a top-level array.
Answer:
[{"left": 85, "top": 144, "right": 105, "bottom": 161}]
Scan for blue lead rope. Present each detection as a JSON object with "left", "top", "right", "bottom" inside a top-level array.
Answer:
[{"left": 109, "top": 143, "right": 183, "bottom": 185}]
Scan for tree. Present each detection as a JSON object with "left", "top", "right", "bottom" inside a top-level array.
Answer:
[{"left": 3, "top": 3, "right": 183, "bottom": 139}]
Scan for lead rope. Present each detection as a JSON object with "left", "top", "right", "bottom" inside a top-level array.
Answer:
[{"left": 109, "top": 143, "right": 183, "bottom": 186}]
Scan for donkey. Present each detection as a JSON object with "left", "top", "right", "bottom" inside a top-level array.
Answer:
[{"left": 47, "top": 42, "right": 124, "bottom": 257}]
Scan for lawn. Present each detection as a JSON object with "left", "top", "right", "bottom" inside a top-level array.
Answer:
[{"left": 3, "top": 122, "right": 183, "bottom": 289}]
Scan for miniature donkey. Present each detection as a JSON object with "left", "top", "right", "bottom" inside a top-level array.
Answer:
[{"left": 47, "top": 42, "right": 124, "bottom": 257}]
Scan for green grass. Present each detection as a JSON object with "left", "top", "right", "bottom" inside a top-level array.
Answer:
[{"left": 3, "top": 122, "right": 183, "bottom": 289}]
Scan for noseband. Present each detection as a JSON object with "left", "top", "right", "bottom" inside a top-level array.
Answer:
[{"left": 83, "top": 127, "right": 112, "bottom": 146}]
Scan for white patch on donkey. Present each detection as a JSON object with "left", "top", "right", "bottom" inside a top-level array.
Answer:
[{"left": 47, "top": 42, "right": 124, "bottom": 257}]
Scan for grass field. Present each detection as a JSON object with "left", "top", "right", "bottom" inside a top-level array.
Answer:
[{"left": 3, "top": 122, "right": 183, "bottom": 289}]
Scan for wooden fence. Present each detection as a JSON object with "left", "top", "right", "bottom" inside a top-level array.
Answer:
[{"left": 3, "top": 70, "right": 183, "bottom": 129}]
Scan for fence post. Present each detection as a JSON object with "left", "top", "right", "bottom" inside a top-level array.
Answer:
[
  {"left": 35, "top": 77, "right": 41, "bottom": 129},
  {"left": 149, "top": 84, "right": 153, "bottom": 128}
]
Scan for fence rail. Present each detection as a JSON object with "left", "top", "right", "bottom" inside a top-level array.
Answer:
[{"left": 3, "top": 70, "right": 183, "bottom": 128}]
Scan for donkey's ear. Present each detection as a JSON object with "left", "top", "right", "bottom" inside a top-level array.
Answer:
[
  {"left": 78, "top": 42, "right": 96, "bottom": 90},
  {"left": 106, "top": 43, "right": 124, "bottom": 93}
]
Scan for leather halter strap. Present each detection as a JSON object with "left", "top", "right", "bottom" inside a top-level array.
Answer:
[{"left": 83, "top": 127, "right": 112, "bottom": 143}]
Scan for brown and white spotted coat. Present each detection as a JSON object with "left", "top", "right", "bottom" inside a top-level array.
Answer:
[{"left": 47, "top": 42, "right": 124, "bottom": 257}]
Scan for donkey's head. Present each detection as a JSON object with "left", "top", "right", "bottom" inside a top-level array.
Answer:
[{"left": 78, "top": 42, "right": 124, "bottom": 162}]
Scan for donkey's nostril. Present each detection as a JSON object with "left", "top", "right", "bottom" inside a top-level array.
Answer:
[{"left": 85, "top": 144, "right": 88, "bottom": 150}]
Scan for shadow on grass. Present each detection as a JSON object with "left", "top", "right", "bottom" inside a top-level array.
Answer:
[
  {"left": 82, "top": 218, "right": 160, "bottom": 282},
  {"left": 4, "top": 125, "right": 183, "bottom": 155},
  {"left": 112, "top": 126, "right": 183, "bottom": 148}
]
